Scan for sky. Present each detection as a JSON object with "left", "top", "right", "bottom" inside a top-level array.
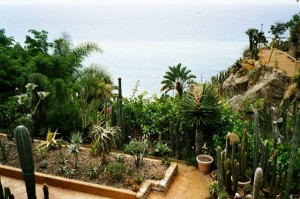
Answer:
[{"left": 0, "top": 0, "right": 297, "bottom": 5}]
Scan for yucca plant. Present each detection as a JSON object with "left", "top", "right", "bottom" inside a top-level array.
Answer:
[
  {"left": 89, "top": 122, "right": 121, "bottom": 163},
  {"left": 179, "top": 83, "right": 221, "bottom": 154}
]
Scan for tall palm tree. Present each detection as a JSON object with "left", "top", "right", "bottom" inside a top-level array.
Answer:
[
  {"left": 179, "top": 83, "right": 221, "bottom": 154},
  {"left": 161, "top": 63, "right": 196, "bottom": 98}
]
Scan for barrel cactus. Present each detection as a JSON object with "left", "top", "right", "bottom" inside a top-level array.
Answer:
[{"left": 14, "top": 125, "right": 36, "bottom": 199}]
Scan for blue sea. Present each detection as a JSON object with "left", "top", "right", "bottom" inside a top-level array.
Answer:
[{"left": 0, "top": 3, "right": 298, "bottom": 97}]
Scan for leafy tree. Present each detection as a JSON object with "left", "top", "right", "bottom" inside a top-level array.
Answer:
[
  {"left": 161, "top": 63, "right": 196, "bottom": 98},
  {"left": 289, "top": 21, "right": 300, "bottom": 58},
  {"left": 179, "top": 83, "right": 221, "bottom": 154},
  {"left": 269, "top": 22, "right": 288, "bottom": 49},
  {"left": 25, "top": 29, "right": 52, "bottom": 55}
]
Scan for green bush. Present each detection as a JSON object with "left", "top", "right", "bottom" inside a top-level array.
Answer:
[{"left": 106, "top": 162, "right": 126, "bottom": 181}]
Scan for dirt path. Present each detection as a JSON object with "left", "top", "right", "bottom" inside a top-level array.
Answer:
[{"left": 148, "top": 163, "right": 211, "bottom": 199}]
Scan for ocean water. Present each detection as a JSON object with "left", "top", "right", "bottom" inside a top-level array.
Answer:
[{"left": 0, "top": 3, "right": 298, "bottom": 97}]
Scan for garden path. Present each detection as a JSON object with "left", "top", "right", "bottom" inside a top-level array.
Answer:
[
  {"left": 1, "top": 162, "right": 210, "bottom": 199},
  {"left": 148, "top": 163, "right": 211, "bottom": 199},
  {"left": 1, "top": 175, "right": 110, "bottom": 199}
]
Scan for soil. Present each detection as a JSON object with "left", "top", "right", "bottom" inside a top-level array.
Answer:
[{"left": 0, "top": 138, "right": 168, "bottom": 192}]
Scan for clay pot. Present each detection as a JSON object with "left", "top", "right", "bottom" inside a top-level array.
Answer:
[
  {"left": 228, "top": 187, "right": 245, "bottom": 199},
  {"left": 238, "top": 176, "right": 251, "bottom": 188},
  {"left": 196, "top": 154, "right": 213, "bottom": 174},
  {"left": 210, "top": 170, "right": 218, "bottom": 181}
]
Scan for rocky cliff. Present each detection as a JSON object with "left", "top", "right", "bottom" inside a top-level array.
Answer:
[{"left": 222, "top": 58, "right": 292, "bottom": 112}]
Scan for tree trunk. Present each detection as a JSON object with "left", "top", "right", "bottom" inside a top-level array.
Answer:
[{"left": 195, "top": 124, "right": 204, "bottom": 154}]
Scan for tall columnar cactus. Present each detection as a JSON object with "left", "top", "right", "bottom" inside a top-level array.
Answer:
[
  {"left": 14, "top": 125, "right": 36, "bottom": 199},
  {"left": 239, "top": 128, "right": 248, "bottom": 181},
  {"left": 252, "top": 106, "right": 260, "bottom": 170},
  {"left": 118, "top": 77, "right": 125, "bottom": 141},
  {"left": 279, "top": 172, "right": 286, "bottom": 199},
  {"left": 43, "top": 184, "right": 49, "bottom": 199},
  {"left": 0, "top": 180, "right": 14, "bottom": 199},
  {"left": 261, "top": 140, "right": 270, "bottom": 188},
  {"left": 269, "top": 150, "right": 278, "bottom": 199},
  {"left": 216, "top": 146, "right": 224, "bottom": 192},
  {"left": 283, "top": 110, "right": 300, "bottom": 199},
  {"left": 253, "top": 167, "right": 263, "bottom": 199}
]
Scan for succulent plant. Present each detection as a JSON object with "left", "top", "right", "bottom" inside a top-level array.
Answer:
[{"left": 14, "top": 125, "right": 36, "bottom": 199}]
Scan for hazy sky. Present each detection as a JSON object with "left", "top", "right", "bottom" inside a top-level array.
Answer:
[{"left": 0, "top": 0, "right": 297, "bottom": 5}]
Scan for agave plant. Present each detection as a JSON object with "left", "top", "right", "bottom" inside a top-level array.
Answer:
[
  {"left": 37, "top": 129, "right": 68, "bottom": 150},
  {"left": 179, "top": 83, "right": 221, "bottom": 154},
  {"left": 89, "top": 122, "right": 121, "bottom": 163}
]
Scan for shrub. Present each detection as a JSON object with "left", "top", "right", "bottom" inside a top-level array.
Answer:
[
  {"left": 106, "top": 162, "right": 126, "bottom": 182},
  {"left": 87, "top": 163, "right": 98, "bottom": 179}
]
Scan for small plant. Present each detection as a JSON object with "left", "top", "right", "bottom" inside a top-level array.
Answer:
[
  {"left": 70, "top": 132, "right": 83, "bottom": 145},
  {"left": 218, "top": 191, "right": 228, "bottom": 199},
  {"left": 114, "top": 153, "right": 126, "bottom": 162},
  {"left": 243, "top": 183, "right": 253, "bottom": 195},
  {"left": 68, "top": 132, "right": 83, "bottom": 169},
  {"left": 134, "top": 175, "right": 143, "bottom": 185},
  {"left": 58, "top": 165, "right": 66, "bottom": 174},
  {"left": 35, "top": 146, "right": 47, "bottom": 158},
  {"left": 87, "top": 163, "right": 98, "bottom": 179},
  {"left": 154, "top": 141, "right": 171, "bottom": 157},
  {"left": 65, "top": 167, "right": 75, "bottom": 179},
  {"left": 208, "top": 180, "right": 218, "bottom": 197},
  {"left": 37, "top": 129, "right": 68, "bottom": 150},
  {"left": 162, "top": 157, "right": 171, "bottom": 166},
  {"left": 68, "top": 144, "right": 80, "bottom": 169},
  {"left": 106, "top": 162, "right": 126, "bottom": 181},
  {"left": 124, "top": 135, "right": 148, "bottom": 169},
  {"left": 59, "top": 154, "right": 68, "bottom": 165}
]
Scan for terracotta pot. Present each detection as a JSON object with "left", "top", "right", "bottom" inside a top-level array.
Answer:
[
  {"left": 238, "top": 176, "right": 251, "bottom": 188},
  {"left": 210, "top": 170, "right": 218, "bottom": 181},
  {"left": 196, "top": 154, "right": 213, "bottom": 174},
  {"left": 228, "top": 187, "right": 244, "bottom": 199}
]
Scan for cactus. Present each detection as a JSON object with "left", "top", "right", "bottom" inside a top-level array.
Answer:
[
  {"left": 225, "top": 158, "right": 232, "bottom": 196},
  {"left": 261, "top": 140, "right": 270, "bottom": 188},
  {"left": 283, "top": 110, "right": 300, "bottom": 199},
  {"left": 279, "top": 172, "right": 286, "bottom": 199},
  {"left": 239, "top": 127, "right": 248, "bottom": 181},
  {"left": 252, "top": 106, "right": 260, "bottom": 170},
  {"left": 0, "top": 178, "right": 3, "bottom": 199},
  {"left": 269, "top": 150, "right": 278, "bottom": 199},
  {"left": 253, "top": 167, "right": 263, "bottom": 199},
  {"left": 14, "top": 125, "right": 36, "bottom": 199},
  {"left": 43, "top": 184, "right": 49, "bottom": 199},
  {"left": 4, "top": 187, "right": 14, "bottom": 199},
  {"left": 216, "top": 146, "right": 224, "bottom": 192}
]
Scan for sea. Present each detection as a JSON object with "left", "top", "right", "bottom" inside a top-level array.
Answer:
[{"left": 0, "top": 3, "right": 298, "bottom": 97}]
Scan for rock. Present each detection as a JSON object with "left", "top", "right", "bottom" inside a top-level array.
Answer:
[{"left": 224, "top": 65, "right": 291, "bottom": 112}]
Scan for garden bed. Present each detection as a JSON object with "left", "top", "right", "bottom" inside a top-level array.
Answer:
[{"left": 0, "top": 135, "right": 178, "bottom": 199}]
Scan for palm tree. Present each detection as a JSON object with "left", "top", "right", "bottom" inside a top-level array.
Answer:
[
  {"left": 161, "top": 63, "right": 196, "bottom": 98},
  {"left": 179, "top": 83, "right": 221, "bottom": 154},
  {"left": 75, "top": 65, "right": 113, "bottom": 128}
]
